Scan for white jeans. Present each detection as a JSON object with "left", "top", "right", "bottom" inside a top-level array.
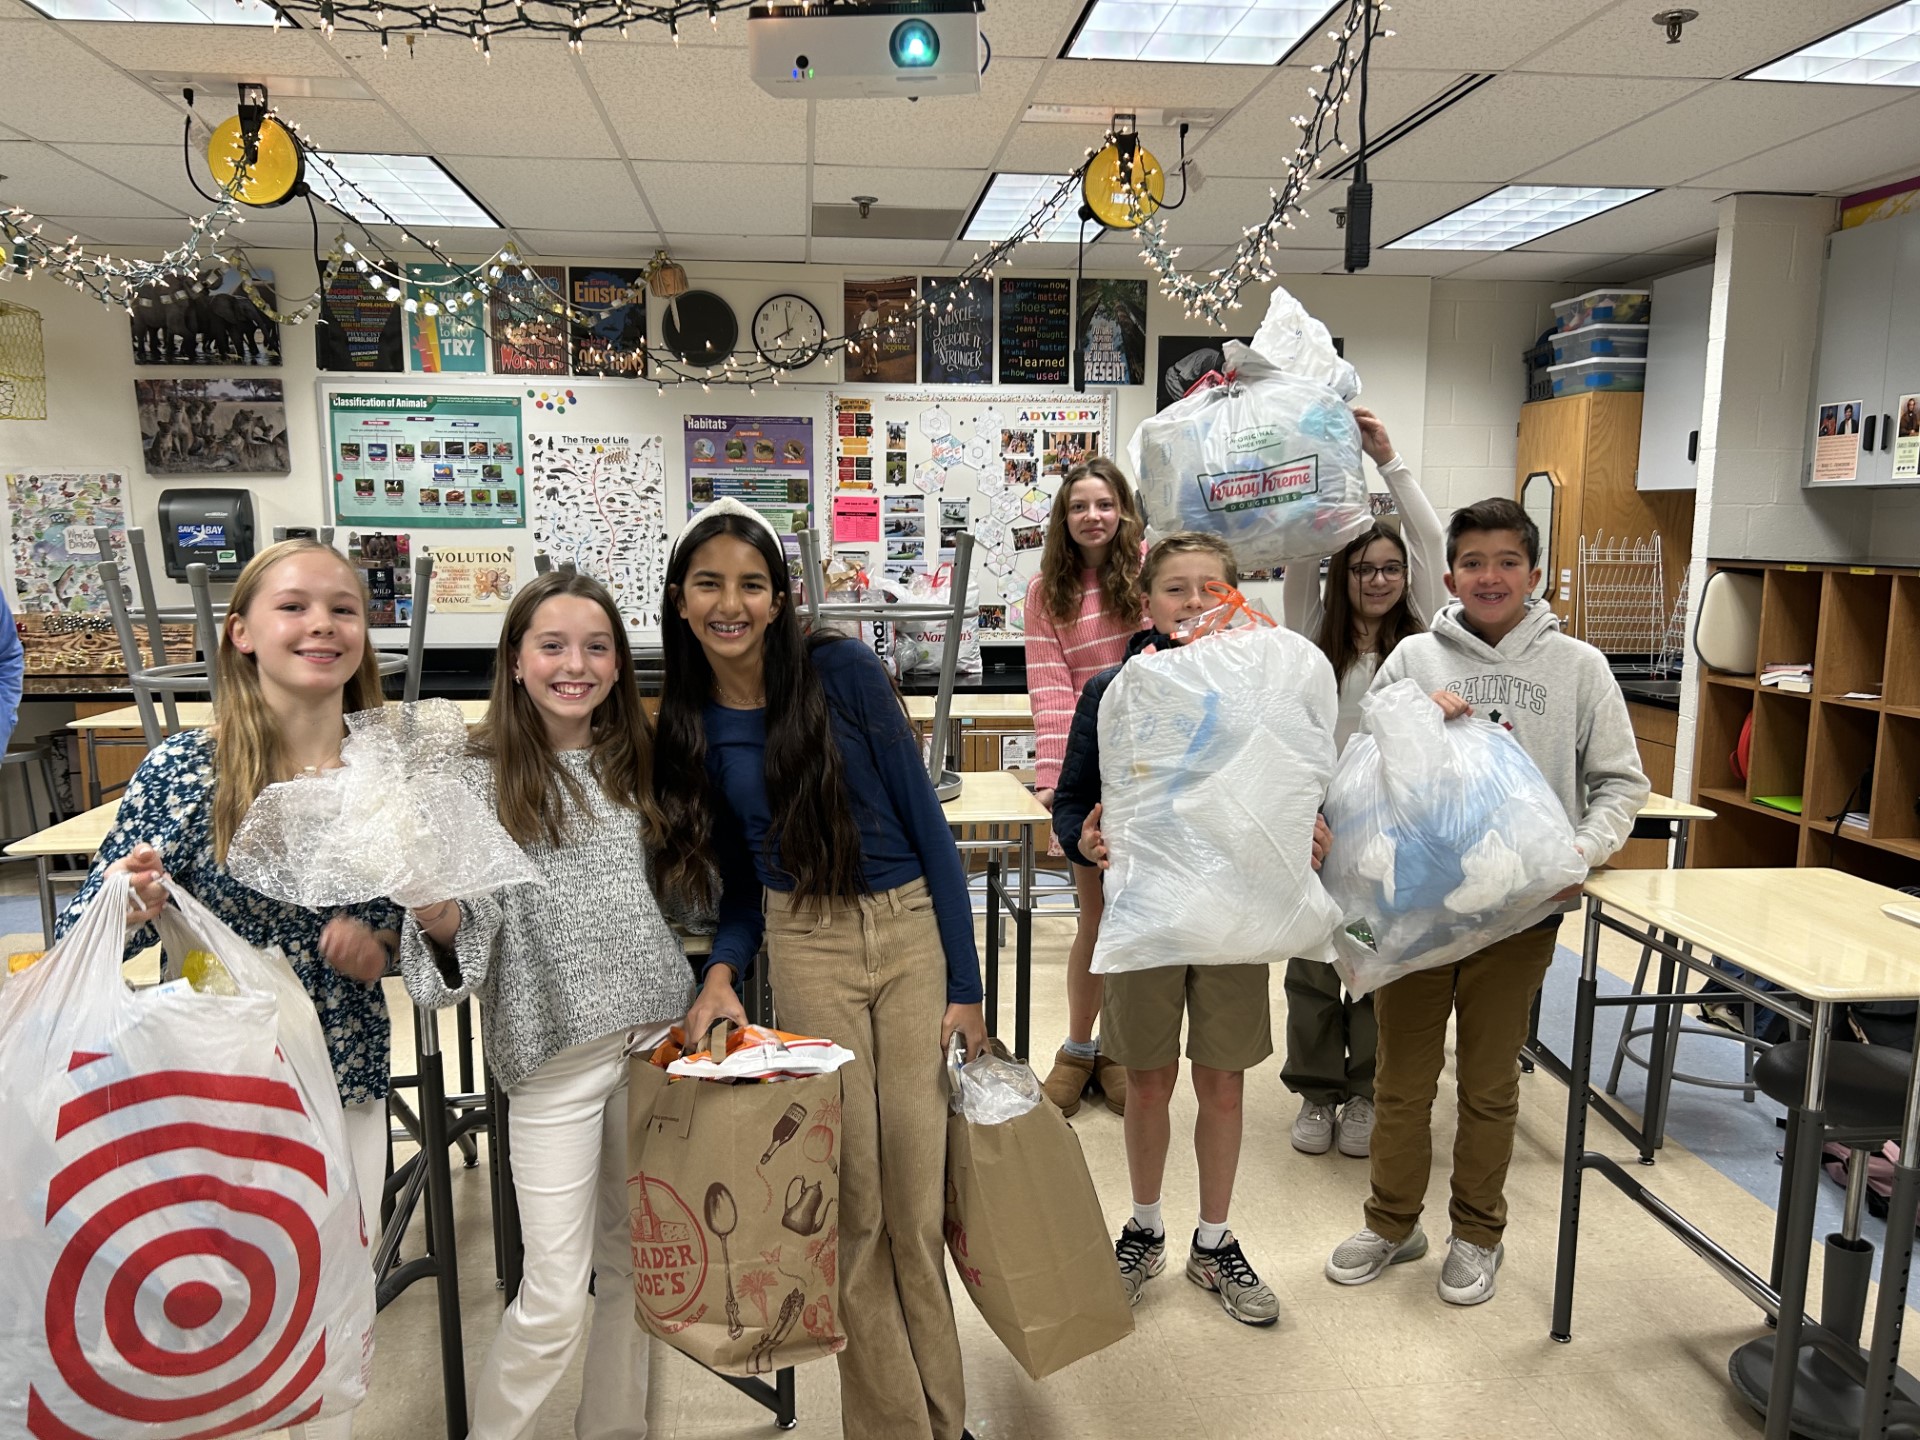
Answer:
[
  {"left": 291, "top": 1097, "right": 388, "bottom": 1440},
  {"left": 470, "top": 1027, "right": 659, "bottom": 1440}
]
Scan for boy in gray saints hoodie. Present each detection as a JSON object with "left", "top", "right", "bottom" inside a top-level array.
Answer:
[{"left": 1323, "top": 497, "right": 1648, "bottom": 1309}]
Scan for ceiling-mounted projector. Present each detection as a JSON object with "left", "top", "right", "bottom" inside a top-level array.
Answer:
[{"left": 748, "top": 1, "right": 985, "bottom": 100}]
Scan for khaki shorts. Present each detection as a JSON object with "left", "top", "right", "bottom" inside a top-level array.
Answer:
[{"left": 1101, "top": 964, "right": 1274, "bottom": 1072}]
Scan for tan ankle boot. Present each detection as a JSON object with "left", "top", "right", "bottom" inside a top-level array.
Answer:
[
  {"left": 1093, "top": 1052, "right": 1127, "bottom": 1115},
  {"left": 1041, "top": 1046, "right": 1095, "bottom": 1116}
]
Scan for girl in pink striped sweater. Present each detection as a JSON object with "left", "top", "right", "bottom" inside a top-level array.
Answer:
[{"left": 1024, "top": 456, "right": 1147, "bottom": 1117}]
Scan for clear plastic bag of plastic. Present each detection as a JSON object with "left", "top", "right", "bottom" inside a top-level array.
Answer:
[
  {"left": 948, "top": 1035, "right": 1043, "bottom": 1124},
  {"left": 1092, "top": 623, "right": 1344, "bottom": 973},
  {"left": 1250, "top": 284, "right": 1362, "bottom": 399},
  {"left": 1321, "top": 680, "right": 1589, "bottom": 996},
  {"left": 227, "top": 698, "right": 544, "bottom": 910}
]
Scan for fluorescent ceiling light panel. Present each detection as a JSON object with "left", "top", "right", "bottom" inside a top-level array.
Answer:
[
  {"left": 962, "top": 174, "right": 1080, "bottom": 242},
  {"left": 306, "top": 153, "right": 499, "bottom": 229},
  {"left": 24, "top": 0, "right": 278, "bottom": 23},
  {"left": 1388, "top": 185, "right": 1654, "bottom": 251},
  {"left": 1064, "top": 0, "right": 1329, "bottom": 65},
  {"left": 1744, "top": 3, "right": 1920, "bottom": 86}
]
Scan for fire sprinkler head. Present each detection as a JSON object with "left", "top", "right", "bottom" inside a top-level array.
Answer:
[{"left": 853, "top": 195, "right": 877, "bottom": 219}]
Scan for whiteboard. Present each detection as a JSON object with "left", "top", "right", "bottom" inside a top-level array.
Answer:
[{"left": 313, "top": 374, "right": 828, "bottom": 647}]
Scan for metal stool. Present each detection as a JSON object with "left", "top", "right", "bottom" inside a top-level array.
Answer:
[{"left": 1727, "top": 1039, "right": 1920, "bottom": 1438}]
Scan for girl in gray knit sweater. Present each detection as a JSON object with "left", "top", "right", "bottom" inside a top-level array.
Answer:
[{"left": 400, "top": 571, "right": 692, "bottom": 1440}]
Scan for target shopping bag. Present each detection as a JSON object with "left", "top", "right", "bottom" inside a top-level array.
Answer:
[{"left": 0, "top": 872, "right": 377, "bottom": 1440}]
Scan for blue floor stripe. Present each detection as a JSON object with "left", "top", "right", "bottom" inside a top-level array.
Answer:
[{"left": 1534, "top": 944, "right": 1912, "bottom": 1280}]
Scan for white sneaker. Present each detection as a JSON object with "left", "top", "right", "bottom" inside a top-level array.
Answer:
[
  {"left": 1324, "top": 1224, "right": 1428, "bottom": 1285},
  {"left": 1336, "top": 1097, "right": 1375, "bottom": 1158},
  {"left": 1291, "top": 1099, "right": 1335, "bottom": 1155},
  {"left": 1437, "top": 1236, "right": 1504, "bottom": 1306}
]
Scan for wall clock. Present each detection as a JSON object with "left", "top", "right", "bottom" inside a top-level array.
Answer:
[
  {"left": 661, "top": 290, "right": 739, "bottom": 366},
  {"left": 752, "top": 293, "right": 826, "bottom": 370}
]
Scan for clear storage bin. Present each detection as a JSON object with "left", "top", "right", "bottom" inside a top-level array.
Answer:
[
  {"left": 1548, "top": 356, "right": 1646, "bottom": 395},
  {"left": 1551, "top": 288, "right": 1652, "bottom": 331},
  {"left": 1549, "top": 322, "right": 1650, "bottom": 364}
]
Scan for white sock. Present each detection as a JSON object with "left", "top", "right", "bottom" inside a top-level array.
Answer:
[
  {"left": 1195, "top": 1217, "right": 1229, "bottom": 1251},
  {"left": 1132, "top": 1199, "right": 1164, "bottom": 1237}
]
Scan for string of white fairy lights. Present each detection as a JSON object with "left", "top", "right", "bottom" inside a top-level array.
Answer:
[
  {"left": 0, "top": 4, "right": 1383, "bottom": 382},
  {"left": 1136, "top": 0, "right": 1390, "bottom": 326}
]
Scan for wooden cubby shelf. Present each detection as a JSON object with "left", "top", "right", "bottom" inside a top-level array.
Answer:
[{"left": 1691, "top": 558, "right": 1920, "bottom": 890}]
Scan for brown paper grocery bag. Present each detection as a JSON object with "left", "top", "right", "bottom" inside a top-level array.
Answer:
[
  {"left": 626, "top": 1032, "right": 846, "bottom": 1377},
  {"left": 944, "top": 1053, "right": 1134, "bottom": 1379}
]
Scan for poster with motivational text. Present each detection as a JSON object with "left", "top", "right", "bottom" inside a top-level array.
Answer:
[
  {"left": 568, "top": 267, "right": 647, "bottom": 378},
  {"left": 488, "top": 265, "right": 569, "bottom": 376},
  {"left": 685, "top": 415, "right": 813, "bottom": 535},
  {"left": 316, "top": 267, "right": 404, "bottom": 372},
  {"left": 998, "top": 277, "right": 1072, "bottom": 386},
  {"left": 329, "top": 391, "right": 525, "bottom": 529},
  {"left": 844, "top": 276, "right": 918, "bottom": 383},
  {"left": 920, "top": 276, "right": 993, "bottom": 385},
  {"left": 1076, "top": 278, "right": 1148, "bottom": 387},
  {"left": 406, "top": 264, "right": 487, "bottom": 374}
]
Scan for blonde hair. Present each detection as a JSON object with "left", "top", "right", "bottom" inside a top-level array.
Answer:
[
  {"left": 471, "top": 570, "right": 664, "bottom": 849},
  {"left": 211, "top": 540, "right": 385, "bottom": 864},
  {"left": 1038, "top": 457, "right": 1145, "bottom": 627},
  {"left": 1139, "top": 531, "right": 1239, "bottom": 593}
]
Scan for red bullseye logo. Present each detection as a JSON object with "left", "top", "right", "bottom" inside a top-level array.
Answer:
[{"left": 28, "top": 1056, "right": 339, "bottom": 1440}]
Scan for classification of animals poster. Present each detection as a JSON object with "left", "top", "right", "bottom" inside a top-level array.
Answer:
[
  {"left": 4, "top": 471, "right": 130, "bottom": 614},
  {"left": 328, "top": 391, "right": 526, "bottom": 530}
]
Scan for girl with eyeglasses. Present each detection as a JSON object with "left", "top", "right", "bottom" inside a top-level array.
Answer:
[{"left": 1278, "top": 407, "right": 1446, "bottom": 1163}]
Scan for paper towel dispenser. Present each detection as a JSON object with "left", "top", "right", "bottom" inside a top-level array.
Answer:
[{"left": 158, "top": 488, "right": 257, "bottom": 581}]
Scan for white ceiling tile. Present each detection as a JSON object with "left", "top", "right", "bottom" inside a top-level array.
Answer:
[
  {"left": 1196, "top": 66, "right": 1462, "bottom": 180},
  {"left": 43, "top": 140, "right": 219, "bottom": 215},
  {"left": 1525, "top": 79, "right": 1899, "bottom": 188},
  {"left": 1, "top": 139, "right": 180, "bottom": 216},
  {"left": 218, "top": 217, "right": 330, "bottom": 249},
  {"left": 813, "top": 164, "right": 986, "bottom": 213},
  {"left": 1365, "top": 0, "right": 1616, "bottom": 71},
  {"left": 1517, "top": 1, "right": 1895, "bottom": 81},
  {"left": 1447, "top": 250, "right": 1629, "bottom": 281},
  {"left": 1690, "top": 91, "right": 1920, "bottom": 194},
  {"left": 0, "top": 25, "right": 186, "bottom": 141},
  {"left": 34, "top": 214, "right": 198, "bottom": 246},
  {"left": 981, "top": 0, "right": 1085, "bottom": 59},
  {"left": 71, "top": 24, "right": 349, "bottom": 76},
  {"left": 1517, "top": 187, "right": 1722, "bottom": 255},
  {"left": 1653, "top": 230, "right": 1718, "bottom": 256},
  {"left": 326, "top": 34, "right": 619, "bottom": 159},
  {"left": 1036, "top": 58, "right": 1270, "bottom": 110},
  {"left": 632, "top": 159, "right": 805, "bottom": 235},
  {"left": 814, "top": 58, "right": 1042, "bottom": 169},
  {"left": 270, "top": 98, "right": 429, "bottom": 154},
  {"left": 442, "top": 156, "right": 649, "bottom": 231},
  {"left": 516, "top": 230, "right": 667, "bottom": 260},
  {"left": 0, "top": 0, "right": 41, "bottom": 17},
  {"left": 1368, "top": 74, "right": 1708, "bottom": 184},
  {"left": 969, "top": 238, "right": 1131, "bottom": 270},
  {"left": 1328, "top": 247, "right": 1479, "bottom": 277},
  {"left": 584, "top": 44, "right": 807, "bottom": 164},
  {"left": 806, "top": 237, "right": 954, "bottom": 266},
  {"left": 665, "top": 233, "right": 807, "bottom": 263}
]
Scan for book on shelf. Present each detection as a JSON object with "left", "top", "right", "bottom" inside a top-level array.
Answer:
[
  {"left": 1765, "top": 676, "right": 1813, "bottom": 693},
  {"left": 1755, "top": 794, "right": 1804, "bottom": 815},
  {"left": 1841, "top": 811, "right": 1871, "bottom": 832},
  {"left": 1760, "top": 662, "right": 1813, "bottom": 692}
]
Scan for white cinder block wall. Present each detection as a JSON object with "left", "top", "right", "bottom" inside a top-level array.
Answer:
[{"left": 1421, "top": 280, "right": 1562, "bottom": 516}]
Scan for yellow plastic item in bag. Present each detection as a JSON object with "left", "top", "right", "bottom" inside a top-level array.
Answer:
[
  {"left": 7, "top": 952, "right": 43, "bottom": 975},
  {"left": 181, "top": 948, "right": 241, "bottom": 996}
]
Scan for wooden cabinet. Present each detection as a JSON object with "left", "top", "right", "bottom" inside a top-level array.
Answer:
[
  {"left": 1806, "top": 209, "right": 1920, "bottom": 488},
  {"left": 1614, "top": 701, "right": 1679, "bottom": 869},
  {"left": 1636, "top": 264, "right": 1711, "bottom": 492},
  {"left": 1515, "top": 392, "right": 1694, "bottom": 633},
  {"left": 1688, "top": 559, "right": 1920, "bottom": 888}
]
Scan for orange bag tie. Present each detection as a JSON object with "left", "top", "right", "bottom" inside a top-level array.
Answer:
[{"left": 1179, "top": 582, "right": 1276, "bottom": 641}]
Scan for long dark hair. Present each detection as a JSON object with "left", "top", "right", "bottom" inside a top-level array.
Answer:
[
  {"left": 471, "top": 570, "right": 663, "bottom": 849},
  {"left": 654, "top": 512, "right": 867, "bottom": 914},
  {"left": 1315, "top": 520, "right": 1425, "bottom": 684}
]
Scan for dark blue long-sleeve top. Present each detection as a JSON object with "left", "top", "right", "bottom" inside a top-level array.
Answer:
[{"left": 702, "top": 635, "right": 983, "bottom": 1005}]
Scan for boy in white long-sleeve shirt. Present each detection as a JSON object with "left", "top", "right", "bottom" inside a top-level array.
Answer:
[{"left": 1324, "top": 497, "right": 1649, "bottom": 1307}]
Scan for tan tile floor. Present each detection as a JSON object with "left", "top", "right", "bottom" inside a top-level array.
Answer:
[{"left": 10, "top": 893, "right": 1906, "bottom": 1440}]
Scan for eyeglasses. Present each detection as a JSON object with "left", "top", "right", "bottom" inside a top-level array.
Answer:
[{"left": 1352, "top": 562, "right": 1406, "bottom": 582}]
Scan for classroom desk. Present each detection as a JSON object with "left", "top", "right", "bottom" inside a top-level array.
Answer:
[
  {"left": 4, "top": 799, "right": 121, "bottom": 941},
  {"left": 904, "top": 693, "right": 1033, "bottom": 777},
  {"left": 1520, "top": 792, "right": 1716, "bottom": 1162},
  {"left": 66, "top": 700, "right": 492, "bottom": 807},
  {"left": 943, "top": 769, "right": 1049, "bottom": 1059},
  {"left": 1550, "top": 867, "right": 1920, "bottom": 1440}
]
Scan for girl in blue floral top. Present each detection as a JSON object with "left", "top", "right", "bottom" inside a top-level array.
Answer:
[{"left": 58, "top": 540, "right": 399, "bottom": 1440}]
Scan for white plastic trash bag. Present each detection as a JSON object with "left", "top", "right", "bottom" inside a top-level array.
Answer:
[
  {"left": 1250, "top": 284, "right": 1362, "bottom": 399},
  {"left": 1092, "top": 624, "right": 1343, "bottom": 973},
  {"left": 1127, "top": 340, "right": 1370, "bottom": 568},
  {"left": 898, "top": 565, "right": 983, "bottom": 676},
  {"left": 1322, "top": 680, "right": 1589, "bottom": 996},
  {"left": 0, "top": 872, "right": 377, "bottom": 1439},
  {"left": 228, "top": 698, "right": 543, "bottom": 910}
]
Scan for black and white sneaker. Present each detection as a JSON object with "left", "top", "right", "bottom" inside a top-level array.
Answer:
[
  {"left": 1114, "top": 1219, "right": 1166, "bottom": 1306},
  {"left": 1185, "top": 1231, "right": 1279, "bottom": 1326}
]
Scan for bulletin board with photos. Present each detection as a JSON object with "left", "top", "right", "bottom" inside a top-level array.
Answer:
[{"left": 826, "top": 389, "right": 1114, "bottom": 636}]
